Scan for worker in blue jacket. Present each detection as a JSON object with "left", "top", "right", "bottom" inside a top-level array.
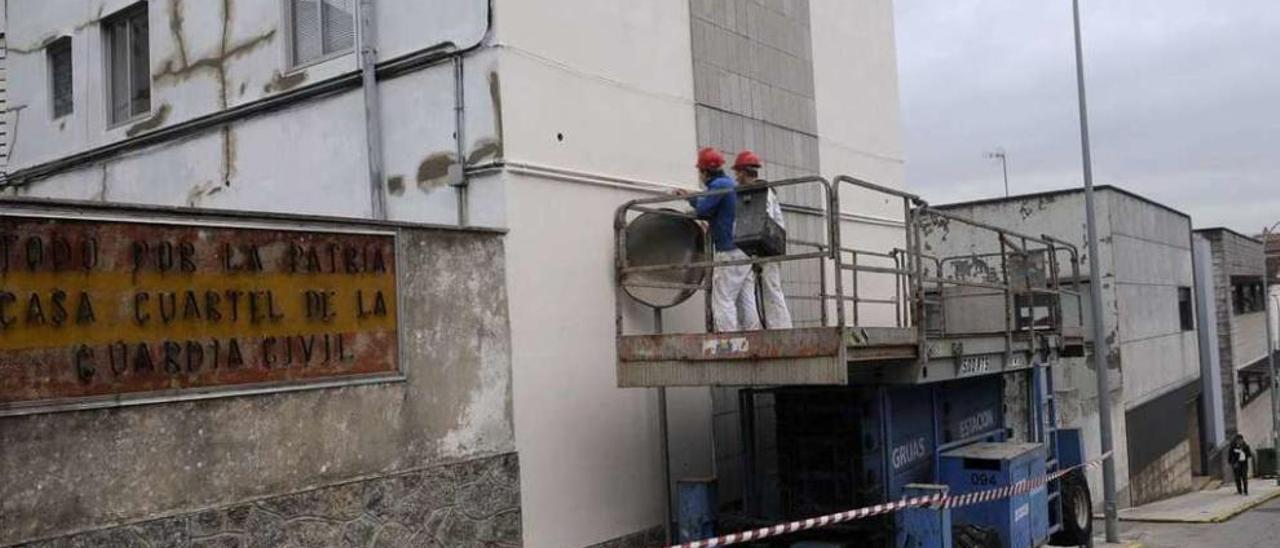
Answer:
[{"left": 675, "top": 148, "right": 761, "bottom": 332}]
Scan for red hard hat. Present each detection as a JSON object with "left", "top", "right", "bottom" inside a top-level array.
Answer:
[
  {"left": 696, "top": 147, "right": 725, "bottom": 170},
  {"left": 733, "top": 150, "right": 763, "bottom": 170}
]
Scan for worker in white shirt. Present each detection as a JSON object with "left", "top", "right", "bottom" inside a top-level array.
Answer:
[{"left": 732, "top": 150, "right": 792, "bottom": 329}]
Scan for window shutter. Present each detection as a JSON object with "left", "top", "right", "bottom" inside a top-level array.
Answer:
[
  {"left": 321, "top": 0, "right": 355, "bottom": 55},
  {"left": 108, "top": 20, "right": 131, "bottom": 123},
  {"left": 128, "top": 12, "right": 150, "bottom": 117},
  {"left": 293, "top": 0, "right": 322, "bottom": 64},
  {"left": 49, "top": 39, "right": 74, "bottom": 118}
]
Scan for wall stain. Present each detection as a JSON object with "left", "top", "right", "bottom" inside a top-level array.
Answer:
[
  {"left": 485, "top": 71, "right": 505, "bottom": 160},
  {"left": 417, "top": 153, "right": 458, "bottom": 192},
  {"left": 125, "top": 104, "right": 172, "bottom": 137},
  {"left": 5, "top": 34, "right": 65, "bottom": 55},
  {"left": 386, "top": 176, "right": 406, "bottom": 197},
  {"left": 186, "top": 180, "right": 225, "bottom": 207},
  {"left": 153, "top": 1, "right": 277, "bottom": 96},
  {"left": 263, "top": 71, "right": 308, "bottom": 94},
  {"left": 221, "top": 126, "right": 237, "bottom": 184},
  {"left": 153, "top": 0, "right": 270, "bottom": 186},
  {"left": 466, "top": 139, "right": 501, "bottom": 166},
  {"left": 6, "top": 6, "right": 105, "bottom": 54},
  {"left": 94, "top": 163, "right": 110, "bottom": 202}
]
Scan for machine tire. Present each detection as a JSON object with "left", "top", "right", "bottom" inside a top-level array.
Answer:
[
  {"left": 1050, "top": 470, "right": 1093, "bottom": 546},
  {"left": 953, "top": 523, "right": 1001, "bottom": 548}
]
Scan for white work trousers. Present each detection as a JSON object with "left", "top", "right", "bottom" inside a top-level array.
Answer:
[
  {"left": 712, "top": 250, "right": 761, "bottom": 332},
  {"left": 759, "top": 262, "right": 793, "bottom": 329}
]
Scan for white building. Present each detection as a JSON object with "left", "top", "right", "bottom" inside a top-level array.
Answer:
[
  {"left": 936, "top": 187, "right": 1204, "bottom": 507},
  {"left": 0, "top": 1, "right": 906, "bottom": 546}
]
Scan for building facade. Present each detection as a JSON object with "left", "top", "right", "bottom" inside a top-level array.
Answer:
[
  {"left": 0, "top": 1, "right": 906, "bottom": 546},
  {"left": 936, "top": 187, "right": 1203, "bottom": 507},
  {"left": 1194, "top": 228, "right": 1274, "bottom": 461}
]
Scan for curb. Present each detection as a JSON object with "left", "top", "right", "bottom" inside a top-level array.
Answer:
[
  {"left": 1089, "top": 539, "right": 1144, "bottom": 548},
  {"left": 1108, "top": 489, "right": 1280, "bottom": 524}
]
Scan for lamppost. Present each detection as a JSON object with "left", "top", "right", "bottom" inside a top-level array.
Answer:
[
  {"left": 985, "top": 148, "right": 1009, "bottom": 197},
  {"left": 1071, "top": 0, "right": 1119, "bottom": 542},
  {"left": 1262, "top": 223, "right": 1280, "bottom": 485}
]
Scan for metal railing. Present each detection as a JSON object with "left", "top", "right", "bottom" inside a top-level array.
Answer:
[{"left": 614, "top": 174, "right": 1085, "bottom": 363}]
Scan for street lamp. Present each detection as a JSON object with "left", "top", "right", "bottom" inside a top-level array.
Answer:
[
  {"left": 985, "top": 148, "right": 1009, "bottom": 197},
  {"left": 1262, "top": 223, "right": 1280, "bottom": 486},
  {"left": 1071, "top": 0, "right": 1120, "bottom": 542}
]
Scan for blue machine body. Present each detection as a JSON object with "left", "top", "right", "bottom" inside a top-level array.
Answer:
[
  {"left": 940, "top": 443, "right": 1049, "bottom": 548},
  {"left": 677, "top": 478, "right": 718, "bottom": 542},
  {"left": 896, "top": 484, "right": 952, "bottom": 548}
]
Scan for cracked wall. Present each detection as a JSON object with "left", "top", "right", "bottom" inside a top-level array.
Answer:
[
  {"left": 1, "top": 0, "right": 498, "bottom": 227},
  {"left": 0, "top": 220, "right": 517, "bottom": 546}
]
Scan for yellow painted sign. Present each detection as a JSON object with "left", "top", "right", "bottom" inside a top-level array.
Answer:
[{"left": 0, "top": 216, "right": 399, "bottom": 410}]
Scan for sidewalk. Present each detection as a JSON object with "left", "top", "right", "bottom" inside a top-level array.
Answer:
[{"left": 1112, "top": 478, "right": 1280, "bottom": 524}]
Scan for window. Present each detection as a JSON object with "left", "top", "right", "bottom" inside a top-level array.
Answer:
[
  {"left": 1233, "top": 278, "right": 1265, "bottom": 314},
  {"left": 289, "top": 0, "right": 355, "bottom": 67},
  {"left": 104, "top": 4, "right": 151, "bottom": 125},
  {"left": 1178, "top": 287, "right": 1194, "bottom": 331},
  {"left": 47, "top": 37, "right": 73, "bottom": 118}
]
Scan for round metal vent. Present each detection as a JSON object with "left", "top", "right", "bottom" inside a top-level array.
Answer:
[{"left": 621, "top": 210, "right": 708, "bottom": 309}]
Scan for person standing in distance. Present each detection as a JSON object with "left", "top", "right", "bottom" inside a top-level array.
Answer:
[
  {"left": 1228, "top": 433, "right": 1254, "bottom": 495},
  {"left": 732, "top": 150, "right": 792, "bottom": 329},
  {"left": 674, "top": 148, "right": 761, "bottom": 332}
]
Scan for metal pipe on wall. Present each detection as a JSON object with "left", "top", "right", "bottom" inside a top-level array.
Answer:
[
  {"left": 357, "top": 0, "right": 388, "bottom": 221},
  {"left": 453, "top": 56, "right": 470, "bottom": 226}
]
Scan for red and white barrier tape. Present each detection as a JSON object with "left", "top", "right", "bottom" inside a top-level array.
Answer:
[{"left": 670, "top": 451, "right": 1112, "bottom": 548}]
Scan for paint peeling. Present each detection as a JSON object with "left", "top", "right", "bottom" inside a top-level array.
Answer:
[
  {"left": 417, "top": 153, "right": 458, "bottom": 192},
  {"left": 263, "top": 70, "right": 308, "bottom": 94},
  {"left": 125, "top": 104, "right": 172, "bottom": 137},
  {"left": 387, "top": 176, "right": 406, "bottom": 197}
]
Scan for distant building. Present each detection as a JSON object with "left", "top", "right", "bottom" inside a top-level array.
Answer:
[
  {"left": 1194, "top": 228, "right": 1273, "bottom": 462},
  {"left": 937, "top": 186, "right": 1204, "bottom": 507}
]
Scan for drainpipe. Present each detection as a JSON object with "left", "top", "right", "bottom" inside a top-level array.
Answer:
[
  {"left": 357, "top": 0, "right": 388, "bottom": 220},
  {"left": 453, "top": 55, "right": 469, "bottom": 226}
]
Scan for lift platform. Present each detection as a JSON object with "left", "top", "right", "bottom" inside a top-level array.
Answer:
[
  {"left": 614, "top": 175, "right": 1086, "bottom": 389},
  {"left": 614, "top": 175, "right": 1095, "bottom": 546}
]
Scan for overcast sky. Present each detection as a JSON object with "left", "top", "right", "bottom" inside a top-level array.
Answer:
[{"left": 893, "top": 0, "right": 1280, "bottom": 234}]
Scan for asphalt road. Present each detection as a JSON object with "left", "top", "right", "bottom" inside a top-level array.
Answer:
[{"left": 1107, "top": 496, "right": 1280, "bottom": 548}]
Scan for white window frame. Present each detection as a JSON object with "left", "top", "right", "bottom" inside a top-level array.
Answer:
[
  {"left": 102, "top": 2, "right": 151, "bottom": 128},
  {"left": 46, "top": 36, "right": 74, "bottom": 119},
  {"left": 284, "top": 0, "right": 357, "bottom": 71}
]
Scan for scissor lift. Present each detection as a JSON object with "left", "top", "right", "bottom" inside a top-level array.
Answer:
[{"left": 614, "top": 176, "right": 1092, "bottom": 546}]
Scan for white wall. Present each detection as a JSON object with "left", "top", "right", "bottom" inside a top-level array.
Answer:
[
  {"left": 810, "top": 0, "right": 907, "bottom": 328},
  {"left": 2, "top": 0, "right": 494, "bottom": 226},
  {"left": 811, "top": 0, "right": 904, "bottom": 204},
  {"left": 1272, "top": 285, "right": 1280, "bottom": 344},
  {"left": 1106, "top": 191, "right": 1200, "bottom": 408},
  {"left": 5, "top": 1, "right": 912, "bottom": 544},
  {"left": 1231, "top": 312, "right": 1269, "bottom": 369},
  {"left": 494, "top": 1, "right": 706, "bottom": 545}
]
